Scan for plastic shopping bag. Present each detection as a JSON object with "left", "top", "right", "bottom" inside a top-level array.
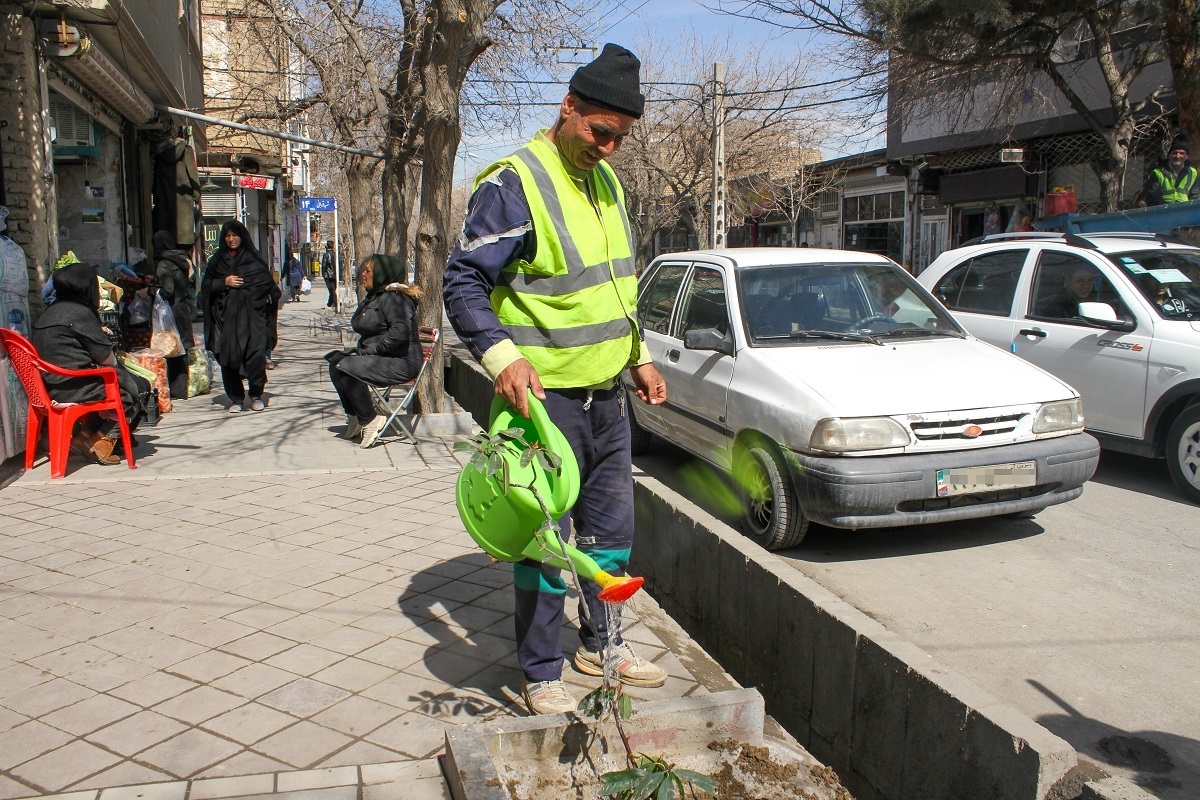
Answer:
[
  {"left": 186, "top": 346, "right": 212, "bottom": 398},
  {"left": 301, "top": 277, "right": 312, "bottom": 294},
  {"left": 151, "top": 293, "right": 184, "bottom": 357},
  {"left": 127, "top": 293, "right": 151, "bottom": 325}
]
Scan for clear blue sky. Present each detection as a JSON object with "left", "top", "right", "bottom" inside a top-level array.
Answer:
[{"left": 455, "top": 0, "right": 866, "bottom": 181}]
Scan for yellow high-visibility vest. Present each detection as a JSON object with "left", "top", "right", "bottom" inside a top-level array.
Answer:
[{"left": 483, "top": 134, "right": 641, "bottom": 388}]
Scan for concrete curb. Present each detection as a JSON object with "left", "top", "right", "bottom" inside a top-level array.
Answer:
[{"left": 443, "top": 346, "right": 1153, "bottom": 800}]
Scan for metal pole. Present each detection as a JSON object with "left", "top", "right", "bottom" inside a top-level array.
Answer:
[
  {"left": 332, "top": 205, "right": 341, "bottom": 312},
  {"left": 161, "top": 106, "right": 384, "bottom": 159},
  {"left": 709, "top": 62, "right": 727, "bottom": 249}
]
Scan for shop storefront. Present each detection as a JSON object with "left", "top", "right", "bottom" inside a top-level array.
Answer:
[{"left": 842, "top": 186, "right": 906, "bottom": 262}]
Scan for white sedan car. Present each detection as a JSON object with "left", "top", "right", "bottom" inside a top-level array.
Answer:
[{"left": 625, "top": 248, "right": 1100, "bottom": 549}]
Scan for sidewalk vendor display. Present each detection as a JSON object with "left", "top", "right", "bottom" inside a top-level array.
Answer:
[{"left": 128, "top": 347, "right": 172, "bottom": 415}]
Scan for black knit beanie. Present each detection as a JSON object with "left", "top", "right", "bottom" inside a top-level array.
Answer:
[
  {"left": 1170, "top": 135, "right": 1189, "bottom": 155},
  {"left": 569, "top": 43, "right": 645, "bottom": 119}
]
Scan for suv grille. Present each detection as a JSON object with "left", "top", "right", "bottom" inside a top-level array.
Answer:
[{"left": 909, "top": 413, "right": 1026, "bottom": 441}]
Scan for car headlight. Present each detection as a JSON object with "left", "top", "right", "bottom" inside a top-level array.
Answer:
[
  {"left": 810, "top": 417, "right": 910, "bottom": 453},
  {"left": 1033, "top": 398, "right": 1084, "bottom": 434}
]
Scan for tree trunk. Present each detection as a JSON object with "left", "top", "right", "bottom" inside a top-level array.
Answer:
[
  {"left": 1165, "top": 0, "right": 1200, "bottom": 150},
  {"left": 412, "top": 0, "right": 492, "bottom": 414},
  {"left": 381, "top": 151, "right": 412, "bottom": 262},
  {"left": 345, "top": 156, "right": 378, "bottom": 288}
]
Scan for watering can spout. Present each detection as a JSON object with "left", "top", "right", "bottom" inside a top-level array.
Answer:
[{"left": 455, "top": 392, "right": 644, "bottom": 604}]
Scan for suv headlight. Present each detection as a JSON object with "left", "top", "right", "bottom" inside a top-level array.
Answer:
[
  {"left": 810, "top": 417, "right": 910, "bottom": 453},
  {"left": 1033, "top": 398, "right": 1084, "bottom": 434}
]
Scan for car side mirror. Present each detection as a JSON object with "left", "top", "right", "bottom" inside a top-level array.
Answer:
[
  {"left": 683, "top": 328, "right": 734, "bottom": 356},
  {"left": 1078, "top": 301, "right": 1136, "bottom": 331}
]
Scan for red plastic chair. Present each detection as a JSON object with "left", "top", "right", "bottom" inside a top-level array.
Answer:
[{"left": 0, "top": 328, "right": 136, "bottom": 478}]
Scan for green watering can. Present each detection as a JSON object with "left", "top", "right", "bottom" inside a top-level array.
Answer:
[{"left": 455, "top": 393, "right": 644, "bottom": 604}]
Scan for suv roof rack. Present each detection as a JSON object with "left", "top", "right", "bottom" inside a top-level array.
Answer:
[
  {"left": 960, "top": 232, "right": 1065, "bottom": 246},
  {"left": 963, "top": 230, "right": 1193, "bottom": 249}
]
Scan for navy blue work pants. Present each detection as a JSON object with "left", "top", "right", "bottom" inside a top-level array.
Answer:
[{"left": 514, "top": 385, "right": 635, "bottom": 683}]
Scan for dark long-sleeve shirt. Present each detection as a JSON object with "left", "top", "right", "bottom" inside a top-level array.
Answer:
[{"left": 443, "top": 167, "right": 536, "bottom": 378}]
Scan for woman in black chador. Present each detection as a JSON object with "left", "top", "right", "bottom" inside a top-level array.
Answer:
[
  {"left": 31, "top": 262, "right": 149, "bottom": 465},
  {"left": 202, "top": 220, "right": 280, "bottom": 412}
]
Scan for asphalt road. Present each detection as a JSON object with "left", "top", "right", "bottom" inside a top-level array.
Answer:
[{"left": 635, "top": 444, "right": 1200, "bottom": 799}]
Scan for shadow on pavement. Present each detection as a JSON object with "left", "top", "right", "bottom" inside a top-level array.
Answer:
[
  {"left": 1087, "top": 449, "right": 1191, "bottom": 505},
  {"left": 393, "top": 553, "right": 523, "bottom": 720},
  {"left": 1029, "top": 679, "right": 1198, "bottom": 799}
]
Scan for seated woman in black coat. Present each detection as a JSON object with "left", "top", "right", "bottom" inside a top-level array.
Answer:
[
  {"left": 31, "top": 262, "right": 150, "bottom": 465},
  {"left": 326, "top": 254, "right": 421, "bottom": 449}
]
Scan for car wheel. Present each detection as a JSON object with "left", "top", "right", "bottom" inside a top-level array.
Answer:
[
  {"left": 627, "top": 404, "right": 652, "bottom": 456},
  {"left": 738, "top": 445, "right": 809, "bottom": 550},
  {"left": 1166, "top": 404, "right": 1200, "bottom": 505}
]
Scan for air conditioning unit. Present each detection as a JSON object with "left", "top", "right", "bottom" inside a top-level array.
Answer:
[
  {"left": 999, "top": 147, "right": 1025, "bottom": 164},
  {"left": 49, "top": 97, "right": 95, "bottom": 147}
]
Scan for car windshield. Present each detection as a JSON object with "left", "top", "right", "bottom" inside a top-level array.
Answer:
[
  {"left": 1107, "top": 249, "right": 1200, "bottom": 319},
  {"left": 738, "top": 262, "right": 964, "bottom": 345}
]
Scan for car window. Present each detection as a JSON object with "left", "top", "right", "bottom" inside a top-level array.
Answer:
[
  {"left": 638, "top": 263, "right": 688, "bottom": 334},
  {"left": 1107, "top": 249, "right": 1200, "bottom": 319},
  {"left": 933, "top": 250, "right": 1025, "bottom": 316},
  {"left": 678, "top": 267, "right": 729, "bottom": 337},
  {"left": 740, "top": 262, "right": 961, "bottom": 344},
  {"left": 1029, "top": 252, "right": 1132, "bottom": 324}
]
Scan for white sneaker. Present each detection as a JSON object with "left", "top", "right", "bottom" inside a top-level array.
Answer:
[
  {"left": 522, "top": 680, "right": 577, "bottom": 715},
  {"left": 359, "top": 416, "right": 386, "bottom": 449},
  {"left": 228, "top": 403, "right": 244, "bottom": 414},
  {"left": 344, "top": 415, "right": 362, "bottom": 440},
  {"left": 250, "top": 397, "right": 266, "bottom": 412},
  {"left": 574, "top": 641, "right": 667, "bottom": 687}
]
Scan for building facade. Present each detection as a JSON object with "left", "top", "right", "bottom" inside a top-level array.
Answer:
[{"left": 0, "top": 0, "right": 204, "bottom": 312}]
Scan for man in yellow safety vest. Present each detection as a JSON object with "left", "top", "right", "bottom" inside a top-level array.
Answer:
[
  {"left": 444, "top": 43, "right": 668, "bottom": 715},
  {"left": 1143, "top": 136, "right": 1199, "bottom": 206}
]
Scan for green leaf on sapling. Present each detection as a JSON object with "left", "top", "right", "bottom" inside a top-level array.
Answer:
[
  {"left": 486, "top": 452, "right": 503, "bottom": 476},
  {"left": 617, "top": 692, "right": 633, "bottom": 720},
  {"left": 599, "top": 768, "right": 645, "bottom": 796},
  {"left": 670, "top": 770, "right": 715, "bottom": 793},
  {"left": 653, "top": 773, "right": 679, "bottom": 800},
  {"left": 520, "top": 447, "right": 535, "bottom": 469},
  {"left": 452, "top": 440, "right": 476, "bottom": 452}
]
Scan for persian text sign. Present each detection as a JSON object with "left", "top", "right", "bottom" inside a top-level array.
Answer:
[
  {"left": 234, "top": 174, "right": 275, "bottom": 190},
  {"left": 298, "top": 197, "right": 337, "bottom": 213}
]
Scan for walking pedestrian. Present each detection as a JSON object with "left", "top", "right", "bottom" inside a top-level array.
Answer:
[
  {"left": 321, "top": 241, "right": 338, "bottom": 309},
  {"left": 444, "top": 43, "right": 668, "bottom": 715},
  {"left": 153, "top": 230, "right": 197, "bottom": 398},
  {"left": 202, "top": 220, "right": 280, "bottom": 413},
  {"left": 325, "top": 254, "right": 422, "bottom": 448},
  {"left": 287, "top": 251, "right": 304, "bottom": 302}
]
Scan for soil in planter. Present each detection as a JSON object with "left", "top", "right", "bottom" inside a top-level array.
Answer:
[
  {"left": 495, "top": 737, "right": 854, "bottom": 800},
  {"left": 709, "top": 739, "right": 855, "bottom": 800}
]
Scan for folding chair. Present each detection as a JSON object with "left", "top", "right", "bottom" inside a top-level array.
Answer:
[{"left": 367, "top": 326, "right": 441, "bottom": 444}]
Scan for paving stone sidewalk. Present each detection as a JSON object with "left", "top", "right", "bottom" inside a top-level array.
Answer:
[{"left": 0, "top": 301, "right": 722, "bottom": 799}]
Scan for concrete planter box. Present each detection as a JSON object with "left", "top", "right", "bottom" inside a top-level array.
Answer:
[{"left": 443, "top": 689, "right": 766, "bottom": 800}]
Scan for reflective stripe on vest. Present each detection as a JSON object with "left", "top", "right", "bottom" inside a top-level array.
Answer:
[
  {"left": 485, "top": 135, "right": 641, "bottom": 388},
  {"left": 1155, "top": 167, "right": 1197, "bottom": 203}
]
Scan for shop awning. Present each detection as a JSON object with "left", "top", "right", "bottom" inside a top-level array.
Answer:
[{"left": 42, "top": 21, "right": 155, "bottom": 124}]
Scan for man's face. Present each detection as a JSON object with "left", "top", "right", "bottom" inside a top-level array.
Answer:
[
  {"left": 1169, "top": 148, "right": 1188, "bottom": 170},
  {"left": 1068, "top": 271, "right": 1095, "bottom": 299},
  {"left": 553, "top": 93, "right": 636, "bottom": 171}
]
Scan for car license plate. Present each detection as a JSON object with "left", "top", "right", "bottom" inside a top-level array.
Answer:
[{"left": 936, "top": 461, "right": 1036, "bottom": 497}]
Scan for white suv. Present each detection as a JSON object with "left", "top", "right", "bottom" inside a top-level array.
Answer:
[{"left": 919, "top": 232, "right": 1200, "bottom": 503}]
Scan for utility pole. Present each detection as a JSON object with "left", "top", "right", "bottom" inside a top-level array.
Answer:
[{"left": 709, "top": 62, "right": 727, "bottom": 249}]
